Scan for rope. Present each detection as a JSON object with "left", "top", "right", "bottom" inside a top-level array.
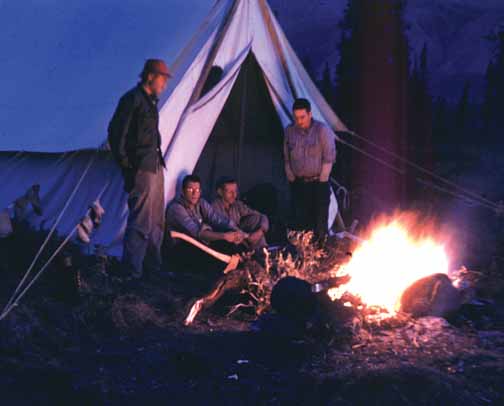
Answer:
[
  {"left": 416, "top": 178, "right": 498, "bottom": 211},
  {"left": 1, "top": 153, "right": 96, "bottom": 315},
  {"left": 0, "top": 165, "right": 110, "bottom": 320},
  {"left": 341, "top": 130, "right": 500, "bottom": 211},
  {"left": 0, "top": 225, "right": 78, "bottom": 321},
  {"left": 336, "top": 133, "right": 502, "bottom": 213},
  {"left": 332, "top": 136, "right": 500, "bottom": 213},
  {"left": 336, "top": 137, "right": 405, "bottom": 175}
]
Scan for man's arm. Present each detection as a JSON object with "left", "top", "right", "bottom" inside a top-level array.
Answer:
[
  {"left": 201, "top": 200, "right": 246, "bottom": 244},
  {"left": 199, "top": 228, "right": 242, "bottom": 244},
  {"left": 203, "top": 200, "right": 237, "bottom": 232},
  {"left": 320, "top": 163, "right": 333, "bottom": 182},
  {"left": 319, "top": 126, "right": 337, "bottom": 182},
  {"left": 166, "top": 204, "right": 241, "bottom": 244},
  {"left": 283, "top": 131, "right": 296, "bottom": 182},
  {"left": 166, "top": 203, "right": 202, "bottom": 240},
  {"left": 108, "top": 93, "right": 136, "bottom": 170}
]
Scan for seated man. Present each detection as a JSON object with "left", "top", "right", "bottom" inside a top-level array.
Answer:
[
  {"left": 166, "top": 174, "right": 247, "bottom": 254},
  {"left": 212, "top": 177, "right": 269, "bottom": 251},
  {"left": 166, "top": 175, "right": 251, "bottom": 319}
]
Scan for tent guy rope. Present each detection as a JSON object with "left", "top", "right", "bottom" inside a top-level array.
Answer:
[
  {"left": 340, "top": 130, "right": 501, "bottom": 211},
  {"left": 1, "top": 153, "right": 97, "bottom": 316}
]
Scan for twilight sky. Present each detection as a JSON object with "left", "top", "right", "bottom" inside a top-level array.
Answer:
[
  {"left": 0, "top": 0, "right": 502, "bottom": 152},
  {"left": 0, "top": 0, "right": 214, "bottom": 151}
]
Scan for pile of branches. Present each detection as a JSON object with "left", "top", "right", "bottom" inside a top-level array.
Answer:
[{"left": 226, "top": 231, "right": 354, "bottom": 318}]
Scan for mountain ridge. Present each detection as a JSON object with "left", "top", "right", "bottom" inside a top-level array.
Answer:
[{"left": 269, "top": 0, "right": 504, "bottom": 103}]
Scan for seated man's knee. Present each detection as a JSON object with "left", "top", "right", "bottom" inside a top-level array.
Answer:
[{"left": 239, "top": 213, "right": 263, "bottom": 233}]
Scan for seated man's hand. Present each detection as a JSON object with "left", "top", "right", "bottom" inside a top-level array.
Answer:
[
  {"left": 247, "top": 229, "right": 264, "bottom": 246},
  {"left": 223, "top": 231, "right": 247, "bottom": 245}
]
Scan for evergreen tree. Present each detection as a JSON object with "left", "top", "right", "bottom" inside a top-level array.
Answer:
[
  {"left": 433, "top": 96, "right": 449, "bottom": 146},
  {"left": 320, "top": 62, "right": 335, "bottom": 109},
  {"left": 408, "top": 43, "right": 433, "bottom": 198},
  {"left": 419, "top": 43, "right": 429, "bottom": 84},
  {"left": 483, "top": 28, "right": 504, "bottom": 140},
  {"left": 332, "top": 0, "right": 362, "bottom": 193},
  {"left": 334, "top": 0, "right": 361, "bottom": 129},
  {"left": 483, "top": 60, "right": 496, "bottom": 137},
  {"left": 456, "top": 81, "right": 471, "bottom": 137},
  {"left": 301, "top": 55, "right": 316, "bottom": 82}
]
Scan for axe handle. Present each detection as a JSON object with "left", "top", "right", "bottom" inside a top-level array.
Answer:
[{"left": 170, "top": 231, "right": 232, "bottom": 264}]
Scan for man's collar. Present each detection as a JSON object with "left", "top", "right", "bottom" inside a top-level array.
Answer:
[
  {"left": 177, "top": 195, "right": 196, "bottom": 209},
  {"left": 296, "top": 119, "right": 314, "bottom": 133},
  {"left": 215, "top": 196, "right": 232, "bottom": 210},
  {"left": 138, "top": 83, "right": 159, "bottom": 105}
]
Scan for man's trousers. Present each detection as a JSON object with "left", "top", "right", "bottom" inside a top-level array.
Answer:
[
  {"left": 122, "top": 168, "right": 165, "bottom": 279},
  {"left": 290, "top": 180, "right": 330, "bottom": 240}
]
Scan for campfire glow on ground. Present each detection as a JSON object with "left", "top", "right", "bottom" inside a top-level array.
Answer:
[{"left": 328, "top": 217, "right": 450, "bottom": 317}]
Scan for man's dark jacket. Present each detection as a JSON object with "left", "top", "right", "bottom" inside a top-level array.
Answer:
[{"left": 108, "top": 84, "right": 166, "bottom": 176}]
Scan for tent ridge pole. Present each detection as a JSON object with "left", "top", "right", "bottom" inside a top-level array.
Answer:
[
  {"left": 257, "top": 0, "right": 298, "bottom": 100},
  {"left": 165, "top": 0, "right": 241, "bottom": 157},
  {"left": 237, "top": 56, "right": 249, "bottom": 184}
]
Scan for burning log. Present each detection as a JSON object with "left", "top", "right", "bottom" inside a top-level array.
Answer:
[
  {"left": 184, "top": 268, "right": 251, "bottom": 326},
  {"left": 328, "top": 214, "right": 453, "bottom": 320},
  {"left": 400, "top": 273, "right": 463, "bottom": 318}
]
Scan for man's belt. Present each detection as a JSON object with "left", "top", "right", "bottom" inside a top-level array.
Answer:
[{"left": 296, "top": 176, "right": 320, "bottom": 183}]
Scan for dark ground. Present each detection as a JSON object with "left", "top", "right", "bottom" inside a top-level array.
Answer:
[{"left": 0, "top": 226, "right": 503, "bottom": 406}]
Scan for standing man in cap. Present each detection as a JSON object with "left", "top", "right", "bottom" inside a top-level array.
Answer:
[
  {"left": 108, "top": 59, "right": 172, "bottom": 280},
  {"left": 283, "top": 98, "right": 336, "bottom": 242}
]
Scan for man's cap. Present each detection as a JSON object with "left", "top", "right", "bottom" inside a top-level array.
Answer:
[{"left": 141, "top": 59, "right": 172, "bottom": 78}]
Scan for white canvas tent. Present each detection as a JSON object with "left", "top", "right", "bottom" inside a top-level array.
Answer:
[{"left": 0, "top": 0, "right": 347, "bottom": 256}]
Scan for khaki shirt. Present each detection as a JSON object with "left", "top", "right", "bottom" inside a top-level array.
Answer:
[
  {"left": 283, "top": 119, "right": 336, "bottom": 178},
  {"left": 212, "top": 198, "right": 269, "bottom": 232}
]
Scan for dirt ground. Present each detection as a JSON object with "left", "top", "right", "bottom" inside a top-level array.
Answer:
[{"left": 0, "top": 230, "right": 503, "bottom": 405}]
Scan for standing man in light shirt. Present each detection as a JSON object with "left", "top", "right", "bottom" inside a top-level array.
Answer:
[{"left": 283, "top": 98, "right": 336, "bottom": 241}]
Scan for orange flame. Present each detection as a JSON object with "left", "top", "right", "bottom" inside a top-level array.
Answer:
[{"left": 328, "top": 214, "right": 450, "bottom": 317}]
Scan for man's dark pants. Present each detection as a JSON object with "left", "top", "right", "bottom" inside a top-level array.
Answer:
[
  {"left": 122, "top": 167, "right": 165, "bottom": 279},
  {"left": 290, "top": 179, "right": 330, "bottom": 240}
]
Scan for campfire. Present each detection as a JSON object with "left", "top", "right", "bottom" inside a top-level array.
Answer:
[
  {"left": 183, "top": 213, "right": 470, "bottom": 327},
  {"left": 328, "top": 214, "right": 453, "bottom": 320}
]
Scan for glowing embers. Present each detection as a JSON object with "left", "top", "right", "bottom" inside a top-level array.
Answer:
[{"left": 328, "top": 214, "right": 450, "bottom": 318}]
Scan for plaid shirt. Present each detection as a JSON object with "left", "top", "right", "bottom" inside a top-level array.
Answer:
[{"left": 283, "top": 119, "right": 336, "bottom": 178}]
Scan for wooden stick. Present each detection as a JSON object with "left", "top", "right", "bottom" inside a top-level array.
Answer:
[{"left": 170, "top": 231, "right": 239, "bottom": 273}]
